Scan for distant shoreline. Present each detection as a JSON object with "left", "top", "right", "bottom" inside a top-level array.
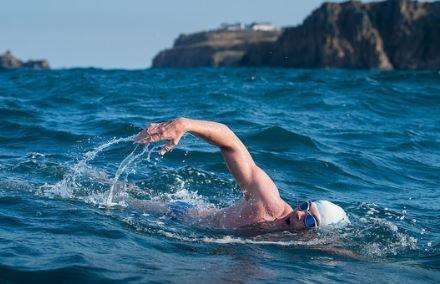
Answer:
[
  {"left": 0, "top": 50, "right": 50, "bottom": 70},
  {"left": 2, "top": 67, "right": 439, "bottom": 73}
]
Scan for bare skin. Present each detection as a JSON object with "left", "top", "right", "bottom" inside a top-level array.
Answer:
[{"left": 135, "top": 118, "right": 321, "bottom": 232}]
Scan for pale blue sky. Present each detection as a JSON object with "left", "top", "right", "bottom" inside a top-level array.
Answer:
[{"left": 0, "top": 0, "right": 432, "bottom": 69}]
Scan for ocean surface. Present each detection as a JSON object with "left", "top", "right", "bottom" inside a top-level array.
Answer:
[{"left": 0, "top": 68, "right": 439, "bottom": 283}]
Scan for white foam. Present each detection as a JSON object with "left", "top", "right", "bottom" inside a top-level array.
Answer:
[{"left": 157, "top": 230, "right": 327, "bottom": 247}]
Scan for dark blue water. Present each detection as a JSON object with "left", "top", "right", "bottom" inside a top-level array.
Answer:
[{"left": 0, "top": 68, "right": 439, "bottom": 283}]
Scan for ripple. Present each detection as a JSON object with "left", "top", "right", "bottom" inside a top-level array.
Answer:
[
  {"left": 246, "top": 126, "right": 319, "bottom": 152},
  {"left": 0, "top": 68, "right": 439, "bottom": 281}
]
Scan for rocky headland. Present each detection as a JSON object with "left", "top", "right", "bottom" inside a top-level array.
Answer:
[
  {"left": 152, "top": 0, "right": 440, "bottom": 70},
  {"left": 0, "top": 51, "right": 50, "bottom": 70},
  {"left": 152, "top": 24, "right": 281, "bottom": 68}
]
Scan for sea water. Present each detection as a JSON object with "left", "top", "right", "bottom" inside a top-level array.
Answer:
[{"left": 0, "top": 68, "right": 439, "bottom": 282}]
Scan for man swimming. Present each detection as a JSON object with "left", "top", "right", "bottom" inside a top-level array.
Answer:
[{"left": 134, "top": 118, "right": 349, "bottom": 231}]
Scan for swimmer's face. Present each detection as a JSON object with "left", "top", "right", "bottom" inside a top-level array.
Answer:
[{"left": 285, "top": 202, "right": 320, "bottom": 231}]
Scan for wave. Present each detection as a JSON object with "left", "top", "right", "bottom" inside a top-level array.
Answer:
[
  {"left": 0, "top": 264, "right": 124, "bottom": 282},
  {"left": 0, "top": 106, "right": 39, "bottom": 120},
  {"left": 1, "top": 68, "right": 439, "bottom": 279},
  {"left": 369, "top": 70, "right": 440, "bottom": 83},
  {"left": 22, "top": 135, "right": 431, "bottom": 261},
  {"left": 245, "top": 126, "right": 319, "bottom": 152}
]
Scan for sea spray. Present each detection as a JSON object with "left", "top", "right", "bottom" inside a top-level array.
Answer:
[
  {"left": 47, "top": 135, "right": 137, "bottom": 200},
  {"left": 106, "top": 144, "right": 158, "bottom": 205},
  {"left": 42, "top": 132, "right": 166, "bottom": 207},
  {"left": 122, "top": 144, "right": 160, "bottom": 185},
  {"left": 106, "top": 144, "right": 140, "bottom": 205}
]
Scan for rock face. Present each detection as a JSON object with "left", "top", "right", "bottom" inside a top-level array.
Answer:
[
  {"left": 0, "top": 51, "right": 50, "bottom": 70},
  {"left": 152, "top": 29, "right": 281, "bottom": 68},
  {"left": 153, "top": 0, "right": 440, "bottom": 70},
  {"left": 244, "top": 0, "right": 439, "bottom": 69}
]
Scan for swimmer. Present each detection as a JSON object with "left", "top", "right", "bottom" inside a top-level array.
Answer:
[{"left": 134, "top": 118, "right": 349, "bottom": 231}]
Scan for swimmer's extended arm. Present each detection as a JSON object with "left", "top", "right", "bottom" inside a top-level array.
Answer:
[{"left": 135, "top": 118, "right": 281, "bottom": 202}]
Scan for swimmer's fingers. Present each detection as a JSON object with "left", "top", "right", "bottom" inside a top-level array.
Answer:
[
  {"left": 135, "top": 119, "right": 184, "bottom": 145},
  {"left": 145, "top": 124, "right": 155, "bottom": 134},
  {"left": 159, "top": 139, "right": 179, "bottom": 155},
  {"left": 147, "top": 122, "right": 163, "bottom": 134},
  {"left": 140, "top": 133, "right": 163, "bottom": 143},
  {"left": 135, "top": 128, "right": 149, "bottom": 144},
  {"left": 150, "top": 121, "right": 174, "bottom": 135},
  {"left": 140, "top": 131, "right": 174, "bottom": 144},
  {"left": 134, "top": 122, "right": 165, "bottom": 144}
]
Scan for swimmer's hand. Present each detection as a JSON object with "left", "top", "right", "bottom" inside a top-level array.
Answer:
[{"left": 135, "top": 118, "right": 187, "bottom": 155}]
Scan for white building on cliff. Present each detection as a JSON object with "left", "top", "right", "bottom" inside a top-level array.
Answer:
[{"left": 218, "top": 22, "right": 278, "bottom": 32}]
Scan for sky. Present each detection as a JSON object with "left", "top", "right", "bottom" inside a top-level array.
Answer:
[{"left": 0, "top": 0, "right": 433, "bottom": 69}]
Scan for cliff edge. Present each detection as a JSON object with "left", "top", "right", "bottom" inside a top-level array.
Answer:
[{"left": 152, "top": 26, "right": 281, "bottom": 68}]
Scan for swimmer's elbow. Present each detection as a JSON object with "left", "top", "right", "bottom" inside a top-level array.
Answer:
[{"left": 218, "top": 123, "right": 242, "bottom": 151}]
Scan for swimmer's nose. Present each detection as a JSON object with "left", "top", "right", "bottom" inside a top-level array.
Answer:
[{"left": 294, "top": 210, "right": 305, "bottom": 221}]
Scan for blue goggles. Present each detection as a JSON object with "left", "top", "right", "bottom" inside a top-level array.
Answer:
[{"left": 298, "top": 201, "right": 318, "bottom": 229}]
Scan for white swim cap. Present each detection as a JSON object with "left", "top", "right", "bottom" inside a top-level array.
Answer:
[{"left": 313, "top": 200, "right": 350, "bottom": 227}]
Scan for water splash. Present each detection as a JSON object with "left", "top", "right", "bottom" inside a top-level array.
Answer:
[
  {"left": 58, "top": 136, "right": 136, "bottom": 196},
  {"left": 42, "top": 135, "right": 155, "bottom": 205},
  {"left": 106, "top": 144, "right": 140, "bottom": 205},
  {"left": 106, "top": 144, "right": 158, "bottom": 205}
]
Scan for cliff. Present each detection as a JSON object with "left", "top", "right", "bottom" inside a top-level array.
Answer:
[
  {"left": 0, "top": 51, "right": 50, "bottom": 70},
  {"left": 153, "top": 0, "right": 440, "bottom": 70},
  {"left": 152, "top": 29, "right": 281, "bottom": 68}
]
